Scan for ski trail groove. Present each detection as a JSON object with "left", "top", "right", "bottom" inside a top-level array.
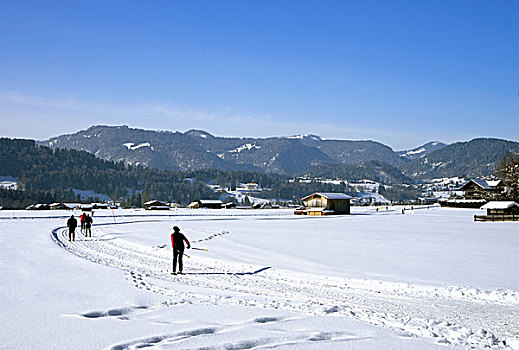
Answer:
[{"left": 51, "top": 224, "right": 519, "bottom": 349}]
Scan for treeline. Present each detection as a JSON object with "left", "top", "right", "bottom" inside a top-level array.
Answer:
[
  {"left": 0, "top": 188, "right": 61, "bottom": 210},
  {"left": 304, "top": 161, "right": 416, "bottom": 184},
  {"left": 0, "top": 138, "right": 217, "bottom": 208}
]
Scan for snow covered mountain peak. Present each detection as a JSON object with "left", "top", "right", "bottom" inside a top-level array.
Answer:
[
  {"left": 185, "top": 129, "right": 214, "bottom": 139},
  {"left": 397, "top": 141, "right": 447, "bottom": 161},
  {"left": 286, "top": 134, "right": 324, "bottom": 141}
]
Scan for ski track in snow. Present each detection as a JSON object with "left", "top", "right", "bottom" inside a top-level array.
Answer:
[{"left": 51, "top": 223, "right": 519, "bottom": 349}]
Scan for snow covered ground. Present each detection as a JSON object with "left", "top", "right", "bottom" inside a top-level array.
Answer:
[{"left": 1, "top": 206, "right": 518, "bottom": 349}]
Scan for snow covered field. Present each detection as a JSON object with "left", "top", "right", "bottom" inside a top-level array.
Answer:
[{"left": 1, "top": 206, "right": 518, "bottom": 349}]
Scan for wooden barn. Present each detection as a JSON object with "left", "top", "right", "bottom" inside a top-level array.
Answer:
[
  {"left": 296, "top": 192, "right": 352, "bottom": 216},
  {"left": 143, "top": 200, "right": 170, "bottom": 210},
  {"left": 474, "top": 201, "right": 519, "bottom": 221},
  {"left": 188, "top": 199, "right": 223, "bottom": 209}
]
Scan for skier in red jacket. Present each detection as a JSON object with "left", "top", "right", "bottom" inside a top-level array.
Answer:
[
  {"left": 79, "top": 213, "right": 86, "bottom": 233},
  {"left": 170, "top": 226, "right": 190, "bottom": 275}
]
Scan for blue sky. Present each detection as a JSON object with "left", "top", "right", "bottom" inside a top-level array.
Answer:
[{"left": 1, "top": 0, "right": 518, "bottom": 150}]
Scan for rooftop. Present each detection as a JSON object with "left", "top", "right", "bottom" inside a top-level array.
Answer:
[{"left": 480, "top": 201, "right": 519, "bottom": 210}]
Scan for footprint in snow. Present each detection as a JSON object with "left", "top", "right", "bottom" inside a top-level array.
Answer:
[{"left": 79, "top": 305, "right": 149, "bottom": 319}]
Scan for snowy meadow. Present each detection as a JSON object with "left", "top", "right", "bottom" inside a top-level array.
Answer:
[{"left": 1, "top": 206, "right": 518, "bottom": 349}]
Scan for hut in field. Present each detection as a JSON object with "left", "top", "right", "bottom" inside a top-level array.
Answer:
[
  {"left": 481, "top": 201, "right": 519, "bottom": 215},
  {"left": 143, "top": 200, "right": 170, "bottom": 210},
  {"left": 296, "top": 192, "right": 352, "bottom": 216},
  {"left": 188, "top": 200, "right": 223, "bottom": 209},
  {"left": 474, "top": 201, "right": 519, "bottom": 221}
]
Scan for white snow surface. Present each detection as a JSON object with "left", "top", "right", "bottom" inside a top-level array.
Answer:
[
  {"left": 404, "top": 147, "right": 426, "bottom": 156},
  {"left": 229, "top": 143, "right": 261, "bottom": 153},
  {"left": 286, "top": 134, "right": 323, "bottom": 141},
  {"left": 1, "top": 207, "right": 519, "bottom": 349},
  {"left": 123, "top": 142, "right": 154, "bottom": 151}
]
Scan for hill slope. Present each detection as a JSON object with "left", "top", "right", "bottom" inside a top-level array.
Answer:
[
  {"left": 40, "top": 125, "right": 405, "bottom": 174},
  {"left": 396, "top": 141, "right": 447, "bottom": 161},
  {"left": 401, "top": 138, "right": 519, "bottom": 180}
]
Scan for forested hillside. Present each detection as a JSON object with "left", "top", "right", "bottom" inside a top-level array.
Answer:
[
  {"left": 304, "top": 161, "right": 415, "bottom": 185},
  {"left": 0, "top": 138, "right": 216, "bottom": 208},
  {"left": 401, "top": 138, "right": 519, "bottom": 180}
]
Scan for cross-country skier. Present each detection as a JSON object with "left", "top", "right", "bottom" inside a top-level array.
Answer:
[
  {"left": 80, "top": 212, "right": 86, "bottom": 232},
  {"left": 67, "top": 215, "right": 77, "bottom": 241},
  {"left": 84, "top": 214, "right": 93, "bottom": 237},
  {"left": 170, "top": 226, "right": 190, "bottom": 275}
]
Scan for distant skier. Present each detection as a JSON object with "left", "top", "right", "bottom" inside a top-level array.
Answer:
[
  {"left": 80, "top": 212, "right": 86, "bottom": 233},
  {"left": 170, "top": 226, "right": 190, "bottom": 275},
  {"left": 67, "top": 215, "right": 77, "bottom": 241},
  {"left": 84, "top": 214, "right": 93, "bottom": 237}
]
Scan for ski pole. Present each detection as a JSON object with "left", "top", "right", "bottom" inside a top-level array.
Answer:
[
  {"left": 111, "top": 208, "right": 117, "bottom": 226},
  {"left": 190, "top": 247, "right": 208, "bottom": 251},
  {"left": 175, "top": 249, "right": 190, "bottom": 258}
]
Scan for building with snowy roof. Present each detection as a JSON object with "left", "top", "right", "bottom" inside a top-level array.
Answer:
[
  {"left": 480, "top": 201, "right": 519, "bottom": 215},
  {"left": 26, "top": 203, "right": 50, "bottom": 210},
  {"left": 143, "top": 200, "right": 170, "bottom": 210},
  {"left": 296, "top": 192, "right": 352, "bottom": 216},
  {"left": 458, "top": 179, "right": 505, "bottom": 200},
  {"left": 474, "top": 201, "right": 519, "bottom": 221},
  {"left": 188, "top": 200, "right": 223, "bottom": 209}
]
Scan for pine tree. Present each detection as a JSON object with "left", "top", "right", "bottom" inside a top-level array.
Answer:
[{"left": 496, "top": 152, "right": 519, "bottom": 201}]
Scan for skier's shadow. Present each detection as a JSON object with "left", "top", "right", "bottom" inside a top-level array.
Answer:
[{"left": 183, "top": 266, "right": 272, "bottom": 276}]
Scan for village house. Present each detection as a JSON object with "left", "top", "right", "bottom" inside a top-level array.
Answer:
[
  {"left": 295, "top": 192, "right": 352, "bottom": 216},
  {"left": 243, "top": 183, "right": 260, "bottom": 191},
  {"left": 143, "top": 200, "right": 170, "bottom": 210},
  {"left": 458, "top": 179, "right": 505, "bottom": 200},
  {"left": 188, "top": 199, "right": 223, "bottom": 209}
]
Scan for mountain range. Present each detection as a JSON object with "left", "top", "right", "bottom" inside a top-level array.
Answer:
[{"left": 40, "top": 125, "right": 519, "bottom": 181}]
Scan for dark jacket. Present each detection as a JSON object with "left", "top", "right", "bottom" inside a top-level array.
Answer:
[
  {"left": 171, "top": 231, "right": 190, "bottom": 251},
  {"left": 67, "top": 217, "right": 77, "bottom": 229},
  {"left": 85, "top": 215, "right": 93, "bottom": 226}
]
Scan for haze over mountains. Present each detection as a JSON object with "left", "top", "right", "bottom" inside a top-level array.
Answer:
[{"left": 40, "top": 125, "right": 519, "bottom": 180}]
